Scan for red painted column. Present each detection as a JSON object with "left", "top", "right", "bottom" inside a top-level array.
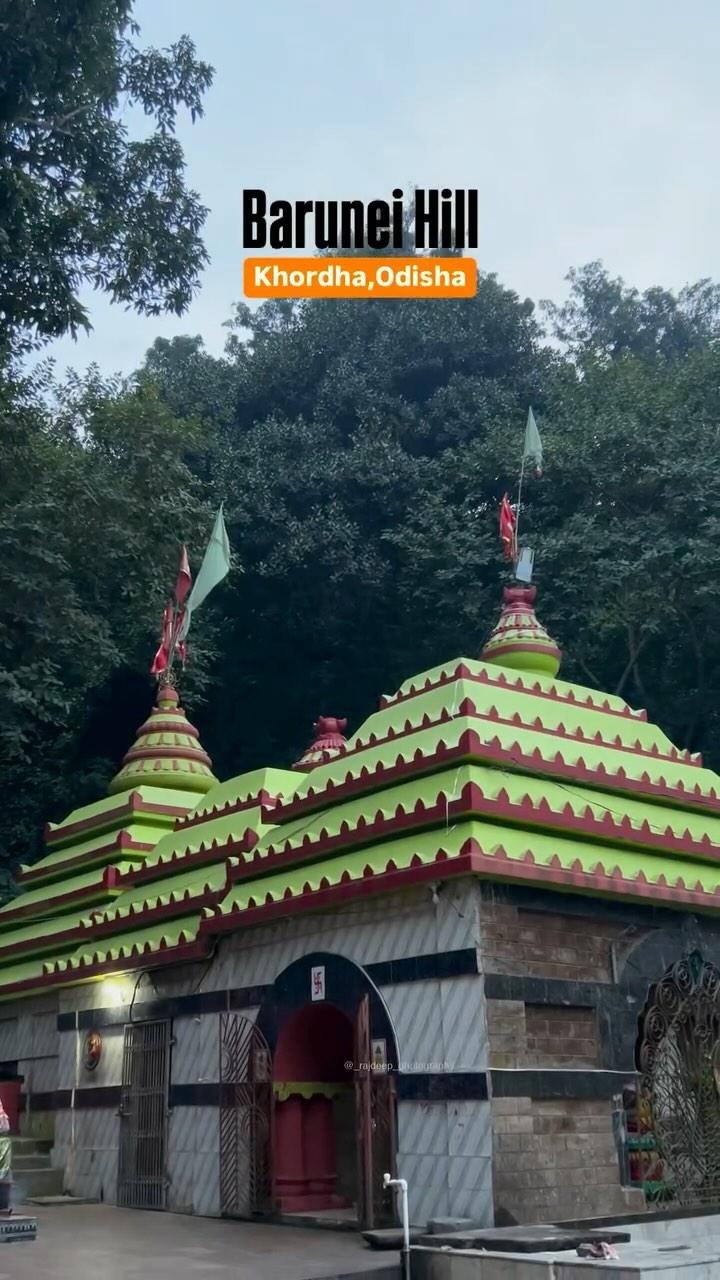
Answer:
[
  {"left": 304, "top": 1094, "right": 337, "bottom": 1200},
  {"left": 274, "top": 1096, "right": 308, "bottom": 1207}
]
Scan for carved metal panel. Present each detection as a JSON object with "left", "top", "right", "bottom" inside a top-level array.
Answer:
[
  {"left": 118, "top": 1020, "right": 171, "bottom": 1209},
  {"left": 219, "top": 1013, "right": 272, "bottom": 1217},
  {"left": 637, "top": 951, "right": 720, "bottom": 1206}
]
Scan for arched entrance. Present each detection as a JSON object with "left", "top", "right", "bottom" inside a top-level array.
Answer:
[{"left": 257, "top": 951, "right": 399, "bottom": 1228}]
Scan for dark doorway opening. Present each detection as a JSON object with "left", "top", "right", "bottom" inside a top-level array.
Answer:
[{"left": 273, "top": 1001, "right": 355, "bottom": 1215}]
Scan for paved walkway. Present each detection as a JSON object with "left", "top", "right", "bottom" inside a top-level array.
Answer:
[{"left": 0, "top": 1204, "right": 399, "bottom": 1280}]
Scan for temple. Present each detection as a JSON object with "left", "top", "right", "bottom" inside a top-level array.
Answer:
[{"left": 2, "top": 584, "right": 720, "bottom": 1226}]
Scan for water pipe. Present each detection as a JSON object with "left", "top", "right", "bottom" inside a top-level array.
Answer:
[{"left": 383, "top": 1172, "right": 410, "bottom": 1280}]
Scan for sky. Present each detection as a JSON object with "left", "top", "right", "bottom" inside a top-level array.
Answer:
[{"left": 37, "top": 0, "right": 720, "bottom": 379}]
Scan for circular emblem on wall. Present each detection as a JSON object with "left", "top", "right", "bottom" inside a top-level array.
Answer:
[{"left": 83, "top": 1030, "right": 102, "bottom": 1072}]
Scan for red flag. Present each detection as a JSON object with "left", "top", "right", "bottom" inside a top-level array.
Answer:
[
  {"left": 499, "top": 494, "right": 516, "bottom": 562},
  {"left": 150, "top": 601, "right": 173, "bottom": 675},
  {"left": 175, "top": 545, "right": 192, "bottom": 605}
]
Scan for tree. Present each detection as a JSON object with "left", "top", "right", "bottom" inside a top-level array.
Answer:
[
  {"left": 140, "top": 335, "right": 238, "bottom": 432},
  {"left": 0, "top": 0, "right": 213, "bottom": 349},
  {"left": 529, "top": 345, "right": 720, "bottom": 759},
  {"left": 188, "top": 275, "right": 555, "bottom": 776},
  {"left": 0, "top": 364, "right": 213, "bottom": 870},
  {"left": 543, "top": 261, "right": 720, "bottom": 365},
  {"left": 142, "top": 266, "right": 720, "bottom": 791},
  {"left": 5, "top": 258, "right": 720, "bottom": 887}
]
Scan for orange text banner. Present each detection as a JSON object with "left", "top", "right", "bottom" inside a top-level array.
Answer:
[{"left": 244, "top": 256, "right": 477, "bottom": 299}]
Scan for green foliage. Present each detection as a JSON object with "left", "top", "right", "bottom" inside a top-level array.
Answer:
[
  {"left": 140, "top": 336, "right": 238, "bottom": 431},
  {"left": 201, "top": 278, "right": 551, "bottom": 774},
  {"left": 0, "top": 0, "right": 212, "bottom": 349},
  {"left": 146, "top": 267, "right": 720, "bottom": 793},
  {"left": 543, "top": 262, "right": 720, "bottom": 365},
  {"left": 533, "top": 346, "right": 720, "bottom": 754},
  {"left": 3, "top": 258, "right": 720, "bottom": 889},
  {"left": 0, "top": 363, "right": 213, "bottom": 869}
]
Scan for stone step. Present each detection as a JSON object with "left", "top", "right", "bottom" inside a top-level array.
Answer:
[
  {"left": 12, "top": 1153, "right": 51, "bottom": 1171},
  {"left": 11, "top": 1166, "right": 64, "bottom": 1197},
  {"left": 10, "top": 1137, "right": 52, "bottom": 1155},
  {"left": 25, "top": 1194, "right": 97, "bottom": 1207}
]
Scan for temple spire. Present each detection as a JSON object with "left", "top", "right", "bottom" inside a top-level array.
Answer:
[
  {"left": 293, "top": 717, "right": 348, "bottom": 772},
  {"left": 108, "top": 682, "right": 217, "bottom": 795},
  {"left": 481, "top": 585, "right": 561, "bottom": 677}
]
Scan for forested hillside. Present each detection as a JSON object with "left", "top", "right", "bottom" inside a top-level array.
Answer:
[{"left": 2, "top": 261, "right": 720, "bottom": 885}]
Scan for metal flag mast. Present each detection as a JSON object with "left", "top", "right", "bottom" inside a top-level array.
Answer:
[
  {"left": 514, "top": 447, "right": 527, "bottom": 569},
  {"left": 499, "top": 407, "right": 542, "bottom": 583}
]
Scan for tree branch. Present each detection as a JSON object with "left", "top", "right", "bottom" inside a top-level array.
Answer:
[
  {"left": 13, "top": 104, "right": 94, "bottom": 134},
  {"left": 614, "top": 625, "right": 650, "bottom": 697}
]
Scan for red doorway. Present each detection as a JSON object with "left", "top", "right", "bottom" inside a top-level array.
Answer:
[{"left": 273, "top": 1001, "right": 355, "bottom": 1213}]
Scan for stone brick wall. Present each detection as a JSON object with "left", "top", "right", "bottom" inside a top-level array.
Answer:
[
  {"left": 492, "top": 1097, "right": 636, "bottom": 1223},
  {"left": 480, "top": 898, "right": 623, "bottom": 982},
  {"left": 480, "top": 891, "right": 642, "bottom": 1223},
  {"left": 487, "top": 1000, "right": 599, "bottom": 1068}
]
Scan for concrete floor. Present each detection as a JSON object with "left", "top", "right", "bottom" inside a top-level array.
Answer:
[{"left": 0, "top": 1204, "right": 399, "bottom": 1280}]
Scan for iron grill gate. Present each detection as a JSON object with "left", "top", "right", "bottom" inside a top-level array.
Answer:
[
  {"left": 118, "top": 1020, "right": 171, "bottom": 1210},
  {"left": 638, "top": 952, "right": 720, "bottom": 1207},
  {"left": 219, "top": 1013, "right": 272, "bottom": 1217}
]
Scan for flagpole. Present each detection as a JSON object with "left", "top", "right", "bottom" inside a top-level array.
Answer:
[
  {"left": 513, "top": 453, "right": 526, "bottom": 570},
  {"left": 164, "top": 601, "right": 181, "bottom": 683}
]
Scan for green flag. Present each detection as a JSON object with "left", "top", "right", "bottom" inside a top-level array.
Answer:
[
  {"left": 523, "top": 406, "right": 543, "bottom": 474},
  {"left": 179, "top": 505, "right": 231, "bottom": 640}
]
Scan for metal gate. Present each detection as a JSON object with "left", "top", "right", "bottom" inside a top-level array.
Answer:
[
  {"left": 637, "top": 951, "right": 720, "bottom": 1206},
  {"left": 353, "top": 995, "right": 397, "bottom": 1229},
  {"left": 118, "top": 1020, "right": 171, "bottom": 1209},
  {"left": 219, "top": 1013, "right": 272, "bottom": 1217}
]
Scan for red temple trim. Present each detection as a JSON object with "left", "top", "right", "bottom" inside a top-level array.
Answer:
[
  {"left": 44, "top": 793, "right": 188, "bottom": 847},
  {"left": 18, "top": 835, "right": 155, "bottom": 885},
  {"left": 379, "top": 663, "right": 649, "bottom": 723},
  {"left": 268, "top": 730, "right": 718, "bottom": 827}
]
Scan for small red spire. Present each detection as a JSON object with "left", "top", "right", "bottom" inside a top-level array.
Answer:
[{"left": 293, "top": 716, "right": 348, "bottom": 772}]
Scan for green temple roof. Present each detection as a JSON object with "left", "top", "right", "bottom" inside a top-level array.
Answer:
[
  {"left": 44, "top": 786, "right": 194, "bottom": 850},
  {"left": 0, "top": 697, "right": 210, "bottom": 994},
  {"left": 4, "top": 585, "right": 720, "bottom": 999},
  {"left": 187, "top": 767, "right": 299, "bottom": 822},
  {"left": 48, "top": 913, "right": 204, "bottom": 978}
]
